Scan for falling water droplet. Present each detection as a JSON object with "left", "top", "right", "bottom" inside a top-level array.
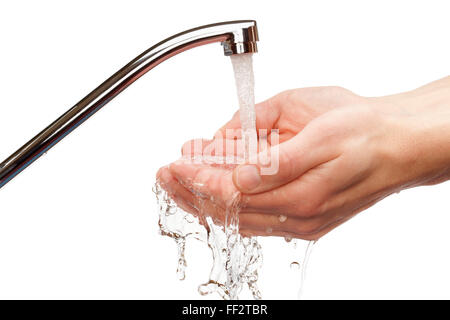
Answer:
[{"left": 184, "top": 214, "right": 195, "bottom": 223}]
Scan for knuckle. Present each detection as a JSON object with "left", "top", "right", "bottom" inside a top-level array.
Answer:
[
  {"left": 181, "top": 140, "right": 194, "bottom": 155},
  {"left": 283, "top": 89, "right": 300, "bottom": 105},
  {"left": 298, "top": 202, "right": 319, "bottom": 218},
  {"left": 279, "top": 150, "right": 295, "bottom": 181},
  {"left": 273, "top": 89, "right": 297, "bottom": 107},
  {"left": 326, "top": 85, "right": 345, "bottom": 92},
  {"left": 231, "top": 110, "right": 240, "bottom": 121},
  {"left": 297, "top": 196, "right": 326, "bottom": 218},
  {"left": 293, "top": 220, "right": 321, "bottom": 236},
  {"left": 323, "top": 86, "right": 353, "bottom": 97}
]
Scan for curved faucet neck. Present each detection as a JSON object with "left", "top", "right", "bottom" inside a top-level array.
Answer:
[{"left": 0, "top": 20, "right": 259, "bottom": 189}]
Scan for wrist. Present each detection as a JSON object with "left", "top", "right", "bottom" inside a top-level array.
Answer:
[{"left": 378, "top": 77, "right": 450, "bottom": 187}]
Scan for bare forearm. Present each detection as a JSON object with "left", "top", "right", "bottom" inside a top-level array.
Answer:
[{"left": 379, "top": 76, "right": 450, "bottom": 187}]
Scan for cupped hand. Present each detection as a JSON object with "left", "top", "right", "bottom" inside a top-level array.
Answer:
[{"left": 157, "top": 82, "right": 450, "bottom": 240}]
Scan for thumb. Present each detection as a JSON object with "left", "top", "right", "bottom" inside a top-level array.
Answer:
[{"left": 232, "top": 129, "right": 331, "bottom": 194}]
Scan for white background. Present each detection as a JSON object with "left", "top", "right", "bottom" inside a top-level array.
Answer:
[{"left": 0, "top": 0, "right": 449, "bottom": 299}]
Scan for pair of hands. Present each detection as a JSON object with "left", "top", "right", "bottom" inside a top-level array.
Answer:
[{"left": 157, "top": 77, "right": 450, "bottom": 240}]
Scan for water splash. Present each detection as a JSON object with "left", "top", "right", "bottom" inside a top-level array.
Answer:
[
  {"left": 155, "top": 181, "right": 317, "bottom": 300},
  {"left": 154, "top": 180, "right": 263, "bottom": 300},
  {"left": 153, "top": 183, "right": 206, "bottom": 281}
]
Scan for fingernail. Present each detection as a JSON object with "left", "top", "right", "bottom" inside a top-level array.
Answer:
[{"left": 235, "top": 165, "right": 261, "bottom": 191}]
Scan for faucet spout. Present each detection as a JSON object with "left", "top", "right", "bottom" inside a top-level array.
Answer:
[{"left": 0, "top": 20, "right": 259, "bottom": 189}]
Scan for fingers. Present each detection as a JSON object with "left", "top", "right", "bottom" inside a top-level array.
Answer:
[
  {"left": 238, "top": 212, "right": 330, "bottom": 237},
  {"left": 232, "top": 125, "right": 340, "bottom": 194},
  {"left": 240, "top": 216, "right": 342, "bottom": 241},
  {"left": 180, "top": 126, "right": 328, "bottom": 197},
  {"left": 180, "top": 93, "right": 285, "bottom": 161},
  {"left": 168, "top": 159, "right": 238, "bottom": 207},
  {"left": 238, "top": 166, "right": 331, "bottom": 216},
  {"left": 157, "top": 167, "right": 198, "bottom": 210},
  {"left": 181, "top": 138, "right": 245, "bottom": 159},
  {"left": 181, "top": 139, "right": 213, "bottom": 157},
  {"left": 157, "top": 160, "right": 356, "bottom": 241},
  {"left": 157, "top": 165, "right": 332, "bottom": 239}
]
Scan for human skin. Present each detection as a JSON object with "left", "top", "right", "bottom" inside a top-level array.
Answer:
[{"left": 157, "top": 76, "right": 450, "bottom": 240}]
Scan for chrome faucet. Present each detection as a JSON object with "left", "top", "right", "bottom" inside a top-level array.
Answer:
[{"left": 0, "top": 20, "right": 258, "bottom": 189}]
